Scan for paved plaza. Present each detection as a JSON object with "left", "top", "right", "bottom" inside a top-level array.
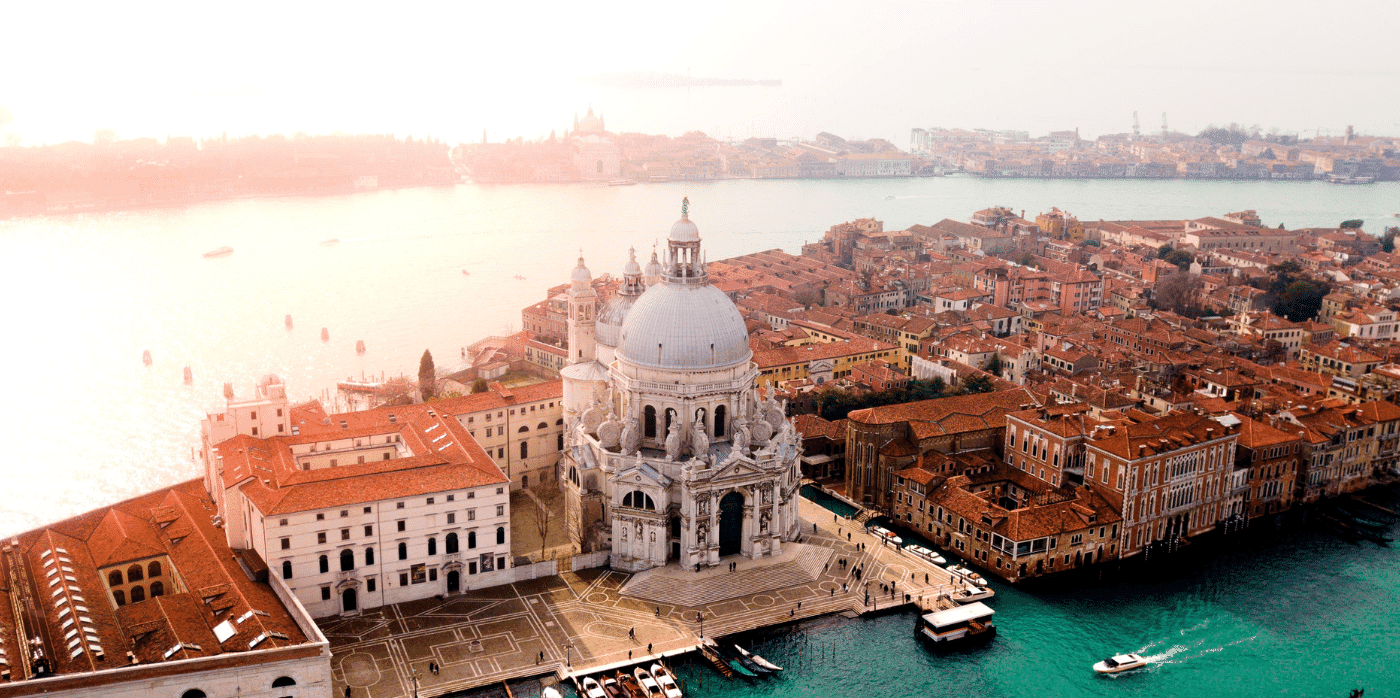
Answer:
[{"left": 319, "top": 497, "right": 964, "bottom": 698}]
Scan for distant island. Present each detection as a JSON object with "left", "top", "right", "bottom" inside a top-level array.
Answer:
[
  {"left": 913, "top": 124, "right": 1399, "bottom": 182},
  {"left": 0, "top": 133, "right": 456, "bottom": 217}
]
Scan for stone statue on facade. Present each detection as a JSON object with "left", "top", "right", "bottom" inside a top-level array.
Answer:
[
  {"left": 696, "top": 520, "right": 708, "bottom": 548},
  {"left": 620, "top": 416, "right": 640, "bottom": 455},
  {"left": 689, "top": 419, "right": 710, "bottom": 460},
  {"left": 760, "top": 509, "right": 770, "bottom": 533},
  {"left": 664, "top": 421, "right": 683, "bottom": 461},
  {"left": 732, "top": 418, "right": 751, "bottom": 455}
]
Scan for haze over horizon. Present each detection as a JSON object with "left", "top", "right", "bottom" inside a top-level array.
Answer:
[{"left": 3, "top": 0, "right": 1398, "bottom": 147}]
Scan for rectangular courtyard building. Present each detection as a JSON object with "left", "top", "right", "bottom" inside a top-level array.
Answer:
[
  {"left": 0, "top": 480, "right": 329, "bottom": 698},
  {"left": 202, "top": 376, "right": 512, "bottom": 619}
]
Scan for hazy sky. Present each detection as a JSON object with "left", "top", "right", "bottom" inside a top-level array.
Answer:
[{"left": 4, "top": 0, "right": 1398, "bottom": 147}]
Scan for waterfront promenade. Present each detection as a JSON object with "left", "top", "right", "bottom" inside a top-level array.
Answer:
[{"left": 318, "top": 498, "right": 960, "bottom": 698}]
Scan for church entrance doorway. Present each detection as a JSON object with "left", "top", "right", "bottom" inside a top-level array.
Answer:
[
  {"left": 719, "top": 492, "right": 745, "bottom": 557},
  {"left": 447, "top": 570, "right": 460, "bottom": 593},
  {"left": 342, "top": 588, "right": 357, "bottom": 613}
]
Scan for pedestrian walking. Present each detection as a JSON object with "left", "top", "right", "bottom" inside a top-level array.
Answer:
[
  {"left": 648, "top": 643, "right": 653, "bottom": 654},
  {"left": 345, "top": 687, "right": 352, "bottom": 698},
  {"left": 925, "top": 573, "right": 929, "bottom": 584},
  {"left": 629, "top": 627, "right": 636, "bottom": 640},
  {"left": 814, "top": 523, "right": 818, "bottom": 534},
  {"left": 629, "top": 650, "right": 633, "bottom": 659},
  {"left": 656, "top": 606, "right": 661, "bottom": 616}
]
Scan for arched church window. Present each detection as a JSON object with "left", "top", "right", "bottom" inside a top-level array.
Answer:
[
  {"left": 714, "top": 405, "right": 726, "bottom": 438},
  {"left": 520, "top": 441, "right": 529, "bottom": 459},
  {"left": 538, "top": 422, "right": 548, "bottom": 430},
  {"left": 518, "top": 425, "right": 529, "bottom": 433},
  {"left": 644, "top": 406, "right": 657, "bottom": 438}
]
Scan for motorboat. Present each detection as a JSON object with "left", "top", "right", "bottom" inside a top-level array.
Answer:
[
  {"left": 906, "top": 544, "right": 946, "bottom": 565},
  {"left": 580, "top": 677, "right": 608, "bottom": 698},
  {"left": 543, "top": 688, "right": 564, "bottom": 698},
  {"left": 947, "top": 564, "right": 986, "bottom": 585},
  {"left": 599, "top": 673, "right": 626, "bottom": 698},
  {"left": 948, "top": 584, "right": 994, "bottom": 604},
  {"left": 202, "top": 246, "right": 233, "bottom": 258},
  {"left": 618, "top": 671, "right": 649, "bottom": 698},
  {"left": 735, "top": 644, "right": 783, "bottom": 671},
  {"left": 634, "top": 666, "right": 666, "bottom": 697},
  {"left": 650, "top": 663, "right": 683, "bottom": 698},
  {"left": 916, "top": 601, "right": 996, "bottom": 650},
  {"left": 870, "top": 525, "right": 902, "bottom": 546},
  {"left": 1093, "top": 653, "right": 1147, "bottom": 674}
]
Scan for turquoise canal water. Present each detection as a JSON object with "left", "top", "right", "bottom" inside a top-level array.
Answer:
[{"left": 657, "top": 488, "right": 1400, "bottom": 698}]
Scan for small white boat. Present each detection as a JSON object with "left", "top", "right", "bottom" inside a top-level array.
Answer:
[
  {"left": 650, "top": 663, "right": 683, "bottom": 698},
  {"left": 543, "top": 688, "right": 564, "bottom": 698},
  {"left": 948, "top": 584, "right": 994, "bottom": 603},
  {"left": 870, "top": 526, "right": 902, "bottom": 546},
  {"left": 735, "top": 644, "right": 783, "bottom": 671},
  {"left": 634, "top": 667, "right": 664, "bottom": 697},
  {"left": 202, "top": 246, "right": 233, "bottom": 258},
  {"left": 916, "top": 601, "right": 996, "bottom": 650},
  {"left": 905, "top": 544, "right": 946, "bottom": 565},
  {"left": 946, "top": 564, "right": 985, "bottom": 585},
  {"left": 580, "top": 676, "right": 607, "bottom": 698},
  {"left": 1093, "top": 653, "right": 1147, "bottom": 674},
  {"left": 320, "top": 238, "right": 340, "bottom": 246}
]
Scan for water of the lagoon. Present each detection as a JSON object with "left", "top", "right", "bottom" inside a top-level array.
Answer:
[{"left": 3, "top": 177, "right": 1398, "bottom": 698}]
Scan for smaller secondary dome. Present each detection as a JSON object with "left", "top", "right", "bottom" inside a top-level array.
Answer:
[
  {"left": 623, "top": 247, "right": 642, "bottom": 276},
  {"left": 670, "top": 217, "right": 699, "bottom": 243},
  {"left": 577, "top": 107, "right": 604, "bottom": 133},
  {"left": 644, "top": 250, "right": 663, "bottom": 277},
  {"left": 570, "top": 255, "right": 592, "bottom": 290}
]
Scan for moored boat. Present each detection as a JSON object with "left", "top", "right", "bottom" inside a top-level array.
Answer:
[
  {"left": 718, "top": 643, "right": 767, "bottom": 675},
  {"left": 906, "top": 544, "right": 946, "bottom": 565},
  {"left": 916, "top": 601, "right": 996, "bottom": 650},
  {"left": 1093, "top": 653, "right": 1147, "bottom": 674},
  {"left": 618, "top": 671, "right": 648, "bottom": 698},
  {"left": 870, "top": 525, "right": 902, "bottom": 546},
  {"left": 650, "top": 663, "right": 683, "bottom": 698},
  {"left": 203, "top": 246, "right": 233, "bottom": 258},
  {"left": 948, "top": 584, "right": 994, "bottom": 603},
  {"left": 634, "top": 666, "right": 665, "bottom": 697},
  {"left": 581, "top": 677, "right": 608, "bottom": 698},
  {"left": 735, "top": 644, "right": 783, "bottom": 671},
  {"left": 543, "top": 687, "right": 564, "bottom": 698},
  {"left": 947, "top": 564, "right": 985, "bottom": 585},
  {"left": 600, "top": 673, "right": 626, "bottom": 698}
]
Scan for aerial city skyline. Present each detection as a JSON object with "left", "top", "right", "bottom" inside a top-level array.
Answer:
[{"left": 1, "top": 2, "right": 1397, "bottom": 698}]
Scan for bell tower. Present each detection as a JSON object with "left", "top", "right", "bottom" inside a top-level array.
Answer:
[{"left": 567, "top": 254, "right": 598, "bottom": 364}]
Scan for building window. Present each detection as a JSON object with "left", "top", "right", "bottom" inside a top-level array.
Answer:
[
  {"left": 113, "top": 589, "right": 125, "bottom": 606},
  {"left": 340, "top": 549, "right": 355, "bottom": 572},
  {"left": 321, "top": 587, "right": 330, "bottom": 601},
  {"left": 427, "top": 497, "right": 435, "bottom": 505},
  {"left": 428, "top": 537, "right": 438, "bottom": 556},
  {"left": 398, "top": 542, "right": 408, "bottom": 560},
  {"left": 318, "top": 532, "right": 327, "bottom": 544},
  {"left": 468, "top": 531, "right": 477, "bottom": 549},
  {"left": 447, "top": 494, "right": 455, "bottom": 502},
  {"left": 644, "top": 406, "right": 657, "bottom": 438},
  {"left": 341, "top": 529, "right": 350, "bottom": 541},
  {"left": 446, "top": 532, "right": 459, "bottom": 554},
  {"left": 365, "top": 525, "right": 373, "bottom": 536},
  {"left": 497, "top": 527, "right": 505, "bottom": 545},
  {"left": 281, "top": 537, "right": 290, "bottom": 550},
  {"left": 317, "top": 513, "right": 325, "bottom": 521},
  {"left": 468, "top": 509, "right": 476, "bottom": 521},
  {"left": 447, "top": 513, "right": 456, "bottom": 524},
  {"left": 367, "top": 577, "right": 376, "bottom": 592},
  {"left": 281, "top": 560, "right": 293, "bottom": 579},
  {"left": 365, "top": 547, "right": 375, "bottom": 565},
  {"left": 399, "top": 573, "right": 409, "bottom": 587},
  {"left": 520, "top": 442, "right": 529, "bottom": 459},
  {"left": 496, "top": 504, "right": 505, "bottom": 517},
  {"left": 397, "top": 520, "right": 406, "bottom": 532},
  {"left": 319, "top": 555, "right": 329, "bottom": 573}
]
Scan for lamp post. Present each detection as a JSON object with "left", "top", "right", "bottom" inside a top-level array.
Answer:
[
  {"left": 565, "top": 643, "right": 573, "bottom": 669},
  {"left": 698, "top": 612, "right": 705, "bottom": 640}
]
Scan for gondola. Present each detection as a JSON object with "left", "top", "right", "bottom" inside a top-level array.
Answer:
[{"left": 735, "top": 644, "right": 783, "bottom": 671}]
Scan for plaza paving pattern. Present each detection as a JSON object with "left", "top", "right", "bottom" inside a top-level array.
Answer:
[{"left": 319, "top": 497, "right": 966, "bottom": 698}]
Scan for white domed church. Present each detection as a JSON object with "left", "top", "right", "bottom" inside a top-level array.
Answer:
[{"left": 558, "top": 199, "right": 802, "bottom": 573}]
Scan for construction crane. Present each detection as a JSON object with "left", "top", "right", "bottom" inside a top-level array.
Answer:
[{"left": 1133, "top": 112, "right": 1140, "bottom": 139}]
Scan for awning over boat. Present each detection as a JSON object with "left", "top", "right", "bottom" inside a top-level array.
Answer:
[{"left": 922, "top": 601, "right": 994, "bottom": 628}]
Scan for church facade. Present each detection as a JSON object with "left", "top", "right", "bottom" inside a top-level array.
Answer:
[{"left": 558, "top": 200, "right": 803, "bottom": 573}]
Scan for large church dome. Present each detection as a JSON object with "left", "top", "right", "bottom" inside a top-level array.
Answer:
[{"left": 618, "top": 282, "right": 751, "bottom": 370}]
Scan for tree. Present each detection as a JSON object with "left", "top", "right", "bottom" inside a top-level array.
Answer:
[
  {"left": 534, "top": 496, "right": 553, "bottom": 559},
  {"left": 928, "top": 376, "right": 946, "bottom": 397},
  {"left": 1084, "top": 239, "right": 1101, "bottom": 247},
  {"left": 471, "top": 377, "right": 489, "bottom": 393},
  {"left": 961, "top": 374, "right": 996, "bottom": 394},
  {"left": 1154, "top": 272, "right": 1204, "bottom": 316},
  {"left": 1339, "top": 219, "right": 1364, "bottom": 230},
  {"left": 418, "top": 349, "right": 436, "bottom": 401},
  {"left": 1163, "top": 250, "right": 1194, "bottom": 271},
  {"left": 1017, "top": 253, "right": 1036, "bottom": 267},
  {"left": 1157, "top": 243, "right": 1174, "bottom": 259},
  {"left": 985, "top": 354, "right": 1004, "bottom": 378},
  {"left": 1274, "top": 280, "right": 1329, "bottom": 322},
  {"left": 1383, "top": 227, "right": 1398, "bottom": 254}
]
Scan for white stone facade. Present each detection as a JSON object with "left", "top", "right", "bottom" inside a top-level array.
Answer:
[{"left": 559, "top": 201, "right": 803, "bottom": 573}]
